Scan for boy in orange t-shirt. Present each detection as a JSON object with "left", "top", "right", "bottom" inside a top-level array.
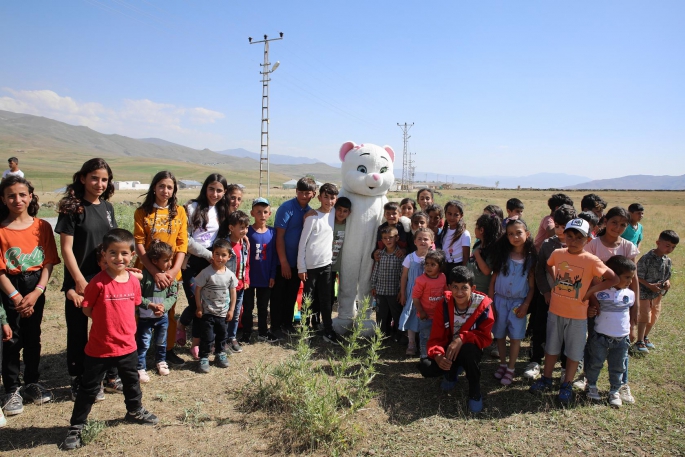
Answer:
[{"left": 529, "top": 218, "right": 618, "bottom": 404}]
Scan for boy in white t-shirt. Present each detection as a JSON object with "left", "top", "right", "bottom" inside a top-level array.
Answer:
[
  {"left": 585, "top": 255, "right": 636, "bottom": 408},
  {"left": 2, "top": 157, "right": 24, "bottom": 181}
]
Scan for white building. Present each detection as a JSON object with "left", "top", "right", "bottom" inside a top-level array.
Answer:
[{"left": 113, "top": 181, "right": 149, "bottom": 191}]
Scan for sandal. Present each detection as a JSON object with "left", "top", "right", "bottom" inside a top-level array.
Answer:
[
  {"left": 500, "top": 368, "right": 515, "bottom": 386},
  {"left": 494, "top": 364, "right": 507, "bottom": 379},
  {"left": 406, "top": 344, "right": 417, "bottom": 356}
]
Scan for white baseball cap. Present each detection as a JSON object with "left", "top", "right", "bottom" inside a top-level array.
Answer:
[{"left": 564, "top": 218, "right": 590, "bottom": 238}]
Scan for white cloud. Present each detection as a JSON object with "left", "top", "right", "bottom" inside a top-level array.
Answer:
[{"left": 0, "top": 88, "right": 226, "bottom": 148}]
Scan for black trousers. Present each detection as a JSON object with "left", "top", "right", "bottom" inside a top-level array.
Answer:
[
  {"left": 271, "top": 266, "right": 302, "bottom": 331},
  {"left": 242, "top": 287, "right": 272, "bottom": 335},
  {"left": 1, "top": 271, "right": 45, "bottom": 392},
  {"left": 199, "top": 314, "right": 228, "bottom": 359},
  {"left": 70, "top": 351, "right": 142, "bottom": 426},
  {"left": 530, "top": 292, "right": 549, "bottom": 365},
  {"left": 375, "top": 294, "right": 402, "bottom": 335},
  {"left": 180, "top": 255, "right": 210, "bottom": 339},
  {"left": 418, "top": 342, "right": 483, "bottom": 399},
  {"left": 303, "top": 264, "right": 333, "bottom": 332}
]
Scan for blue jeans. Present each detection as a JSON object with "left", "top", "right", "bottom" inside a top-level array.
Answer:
[
  {"left": 136, "top": 315, "right": 169, "bottom": 370},
  {"left": 585, "top": 332, "right": 629, "bottom": 394},
  {"left": 419, "top": 318, "right": 433, "bottom": 359},
  {"left": 226, "top": 289, "right": 245, "bottom": 340}
]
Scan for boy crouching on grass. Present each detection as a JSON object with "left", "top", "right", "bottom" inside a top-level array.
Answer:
[
  {"left": 63, "top": 229, "right": 158, "bottom": 451},
  {"left": 419, "top": 266, "right": 494, "bottom": 413}
]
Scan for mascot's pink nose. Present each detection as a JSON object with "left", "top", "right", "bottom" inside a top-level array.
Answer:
[{"left": 371, "top": 173, "right": 380, "bottom": 181}]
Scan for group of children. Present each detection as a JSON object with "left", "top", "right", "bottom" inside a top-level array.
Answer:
[{"left": 0, "top": 159, "right": 678, "bottom": 446}]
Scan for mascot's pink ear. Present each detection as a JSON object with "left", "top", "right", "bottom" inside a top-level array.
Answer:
[
  {"left": 339, "top": 141, "right": 357, "bottom": 162},
  {"left": 384, "top": 145, "right": 395, "bottom": 162}
]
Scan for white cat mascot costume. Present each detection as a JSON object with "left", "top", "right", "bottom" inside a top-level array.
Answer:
[{"left": 332, "top": 141, "right": 396, "bottom": 334}]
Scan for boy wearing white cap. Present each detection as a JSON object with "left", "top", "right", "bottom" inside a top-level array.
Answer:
[{"left": 530, "top": 218, "right": 619, "bottom": 404}]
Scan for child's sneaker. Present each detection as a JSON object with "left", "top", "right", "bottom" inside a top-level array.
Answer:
[
  {"left": 586, "top": 384, "right": 601, "bottom": 402},
  {"left": 104, "top": 377, "right": 123, "bottom": 394},
  {"left": 166, "top": 349, "right": 186, "bottom": 366},
  {"left": 215, "top": 352, "right": 230, "bottom": 368},
  {"left": 558, "top": 381, "right": 573, "bottom": 405},
  {"left": 238, "top": 333, "right": 251, "bottom": 345},
  {"left": 529, "top": 376, "right": 553, "bottom": 394},
  {"left": 523, "top": 362, "right": 540, "bottom": 380},
  {"left": 138, "top": 370, "right": 150, "bottom": 383},
  {"left": 619, "top": 384, "right": 635, "bottom": 404},
  {"left": 22, "top": 383, "right": 54, "bottom": 404},
  {"left": 156, "top": 361, "right": 170, "bottom": 376},
  {"left": 198, "top": 358, "right": 210, "bottom": 374},
  {"left": 644, "top": 336, "right": 655, "bottom": 349},
  {"left": 0, "top": 408, "right": 6, "bottom": 428},
  {"left": 125, "top": 406, "right": 159, "bottom": 425},
  {"left": 228, "top": 339, "right": 243, "bottom": 353},
  {"left": 61, "top": 424, "right": 84, "bottom": 450},
  {"left": 573, "top": 377, "right": 587, "bottom": 391},
  {"left": 190, "top": 345, "right": 200, "bottom": 360},
  {"left": 95, "top": 385, "right": 105, "bottom": 402},
  {"left": 635, "top": 341, "right": 649, "bottom": 353},
  {"left": 175, "top": 326, "right": 187, "bottom": 347},
  {"left": 468, "top": 395, "right": 483, "bottom": 413},
  {"left": 2, "top": 389, "right": 24, "bottom": 416},
  {"left": 258, "top": 331, "right": 280, "bottom": 343},
  {"left": 323, "top": 330, "right": 342, "bottom": 345},
  {"left": 608, "top": 391, "right": 622, "bottom": 408}
]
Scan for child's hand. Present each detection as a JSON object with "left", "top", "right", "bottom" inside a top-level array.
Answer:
[
  {"left": 154, "top": 272, "right": 170, "bottom": 289},
  {"left": 298, "top": 272, "right": 307, "bottom": 282},
  {"left": 647, "top": 282, "right": 661, "bottom": 293},
  {"left": 75, "top": 278, "right": 89, "bottom": 295},
  {"left": 395, "top": 248, "right": 406, "bottom": 259},
  {"left": 153, "top": 308, "right": 164, "bottom": 317},
  {"left": 629, "top": 326, "right": 637, "bottom": 343},
  {"left": 269, "top": 278, "right": 275, "bottom": 288},
  {"left": 435, "top": 354, "right": 452, "bottom": 371},
  {"left": 515, "top": 303, "right": 529, "bottom": 319},
  {"left": 543, "top": 292, "right": 551, "bottom": 304},
  {"left": 226, "top": 310, "right": 234, "bottom": 321},
  {"left": 373, "top": 250, "right": 381, "bottom": 262},
  {"left": 2, "top": 324, "right": 12, "bottom": 342},
  {"left": 73, "top": 295, "right": 85, "bottom": 308},
  {"left": 445, "top": 337, "right": 463, "bottom": 361},
  {"left": 587, "top": 305, "right": 598, "bottom": 318},
  {"left": 418, "top": 309, "right": 428, "bottom": 320},
  {"left": 195, "top": 308, "right": 203, "bottom": 318},
  {"left": 399, "top": 291, "right": 405, "bottom": 305},
  {"left": 281, "top": 263, "right": 292, "bottom": 279},
  {"left": 126, "top": 267, "right": 143, "bottom": 274},
  {"left": 16, "top": 291, "right": 40, "bottom": 313},
  {"left": 663, "top": 280, "right": 671, "bottom": 291}
]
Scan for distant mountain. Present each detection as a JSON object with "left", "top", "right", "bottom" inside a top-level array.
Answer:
[
  {"left": 395, "top": 171, "right": 592, "bottom": 189},
  {"left": 216, "top": 147, "right": 331, "bottom": 166},
  {"left": 566, "top": 174, "right": 685, "bottom": 190},
  {"left": 0, "top": 110, "right": 342, "bottom": 182}
]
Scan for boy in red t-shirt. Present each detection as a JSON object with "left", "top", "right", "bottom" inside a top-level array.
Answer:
[
  {"left": 62, "top": 229, "right": 158, "bottom": 450},
  {"left": 413, "top": 250, "right": 447, "bottom": 359}
]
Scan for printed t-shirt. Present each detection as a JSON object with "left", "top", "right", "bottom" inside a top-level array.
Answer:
[
  {"left": 133, "top": 205, "right": 188, "bottom": 280},
  {"left": 232, "top": 240, "right": 247, "bottom": 290},
  {"left": 0, "top": 218, "right": 60, "bottom": 274},
  {"left": 331, "top": 222, "right": 346, "bottom": 272},
  {"left": 547, "top": 248, "right": 609, "bottom": 319},
  {"left": 248, "top": 226, "right": 277, "bottom": 288},
  {"left": 187, "top": 202, "right": 219, "bottom": 249},
  {"left": 452, "top": 294, "right": 481, "bottom": 329},
  {"left": 584, "top": 237, "right": 639, "bottom": 262},
  {"left": 274, "top": 197, "right": 311, "bottom": 267},
  {"left": 594, "top": 287, "right": 634, "bottom": 338},
  {"left": 82, "top": 270, "right": 142, "bottom": 358},
  {"left": 194, "top": 265, "right": 238, "bottom": 317},
  {"left": 442, "top": 229, "right": 471, "bottom": 264},
  {"left": 412, "top": 273, "right": 447, "bottom": 319},
  {"left": 55, "top": 200, "right": 117, "bottom": 290},
  {"left": 534, "top": 215, "right": 554, "bottom": 251}
]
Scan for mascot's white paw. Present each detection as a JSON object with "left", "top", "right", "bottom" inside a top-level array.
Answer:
[{"left": 332, "top": 316, "right": 377, "bottom": 338}]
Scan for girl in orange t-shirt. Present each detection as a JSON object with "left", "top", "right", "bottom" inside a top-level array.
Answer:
[
  {"left": 133, "top": 171, "right": 188, "bottom": 367},
  {"left": 0, "top": 176, "right": 60, "bottom": 416}
]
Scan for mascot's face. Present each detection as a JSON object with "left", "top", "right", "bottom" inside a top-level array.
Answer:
[{"left": 339, "top": 142, "right": 395, "bottom": 196}]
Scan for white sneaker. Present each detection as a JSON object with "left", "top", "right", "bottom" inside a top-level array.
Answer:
[
  {"left": 619, "top": 384, "right": 635, "bottom": 404},
  {"left": 0, "top": 408, "right": 6, "bottom": 427},
  {"left": 523, "top": 362, "right": 540, "bottom": 380},
  {"left": 586, "top": 384, "right": 601, "bottom": 401},
  {"left": 609, "top": 391, "right": 622, "bottom": 408},
  {"left": 156, "top": 361, "right": 170, "bottom": 376},
  {"left": 138, "top": 369, "right": 150, "bottom": 383},
  {"left": 560, "top": 368, "right": 566, "bottom": 383},
  {"left": 573, "top": 377, "right": 587, "bottom": 391}
]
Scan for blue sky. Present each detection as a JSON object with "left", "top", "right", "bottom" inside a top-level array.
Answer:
[{"left": 1, "top": 1, "right": 683, "bottom": 179}]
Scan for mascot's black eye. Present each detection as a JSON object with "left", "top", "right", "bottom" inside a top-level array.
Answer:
[
  {"left": 357, "top": 165, "right": 367, "bottom": 173},
  {"left": 380, "top": 166, "right": 388, "bottom": 173}
]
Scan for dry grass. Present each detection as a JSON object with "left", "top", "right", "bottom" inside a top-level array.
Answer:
[{"left": 2, "top": 189, "right": 685, "bottom": 456}]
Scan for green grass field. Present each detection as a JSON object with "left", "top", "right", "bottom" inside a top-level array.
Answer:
[{"left": 2, "top": 189, "right": 685, "bottom": 456}]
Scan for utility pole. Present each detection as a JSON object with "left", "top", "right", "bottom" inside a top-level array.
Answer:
[
  {"left": 397, "top": 122, "right": 414, "bottom": 191},
  {"left": 250, "top": 32, "right": 283, "bottom": 197}
]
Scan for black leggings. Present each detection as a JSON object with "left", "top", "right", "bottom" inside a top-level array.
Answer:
[{"left": 180, "top": 255, "right": 210, "bottom": 339}]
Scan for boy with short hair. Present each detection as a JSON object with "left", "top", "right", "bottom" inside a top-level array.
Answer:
[
  {"left": 330, "top": 197, "right": 351, "bottom": 305},
  {"left": 242, "top": 198, "right": 279, "bottom": 344},
  {"left": 419, "top": 266, "right": 494, "bottom": 413},
  {"left": 373, "top": 202, "right": 409, "bottom": 259},
  {"left": 503, "top": 198, "right": 524, "bottom": 228},
  {"left": 370, "top": 226, "right": 404, "bottom": 336},
  {"left": 578, "top": 211, "right": 599, "bottom": 238},
  {"left": 529, "top": 218, "right": 618, "bottom": 404},
  {"left": 62, "top": 229, "right": 158, "bottom": 450},
  {"left": 225, "top": 211, "right": 250, "bottom": 353},
  {"left": 534, "top": 193, "right": 574, "bottom": 251},
  {"left": 586, "top": 255, "right": 636, "bottom": 408},
  {"left": 635, "top": 230, "right": 679, "bottom": 351},
  {"left": 2, "top": 157, "right": 24, "bottom": 180},
  {"left": 621, "top": 203, "right": 644, "bottom": 248},
  {"left": 525, "top": 204, "right": 577, "bottom": 379},
  {"left": 581, "top": 193, "right": 607, "bottom": 220},
  {"left": 272, "top": 177, "right": 316, "bottom": 336},
  {"left": 297, "top": 183, "right": 339, "bottom": 344}
]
